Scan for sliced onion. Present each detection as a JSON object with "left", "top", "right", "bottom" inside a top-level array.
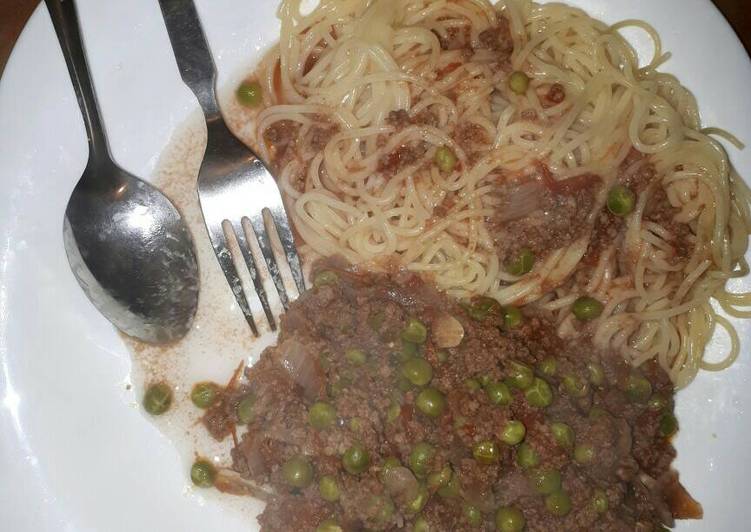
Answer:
[
  {"left": 496, "top": 180, "right": 544, "bottom": 222},
  {"left": 432, "top": 313, "right": 465, "bottom": 348},
  {"left": 274, "top": 338, "right": 325, "bottom": 399},
  {"left": 236, "top": 433, "right": 268, "bottom": 478},
  {"left": 383, "top": 466, "right": 420, "bottom": 504},
  {"left": 214, "top": 467, "right": 272, "bottom": 500}
]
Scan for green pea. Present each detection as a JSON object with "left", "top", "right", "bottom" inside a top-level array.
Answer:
[
  {"left": 435, "top": 145, "right": 458, "bottom": 173},
  {"left": 402, "top": 357, "right": 433, "bottom": 386},
  {"left": 236, "top": 80, "right": 263, "bottom": 107},
  {"left": 190, "top": 459, "right": 215, "bottom": 488},
  {"left": 473, "top": 440, "right": 500, "bottom": 464},
  {"left": 409, "top": 442, "right": 435, "bottom": 478},
  {"left": 505, "top": 248, "right": 535, "bottom": 276},
  {"left": 562, "top": 373, "right": 589, "bottom": 398},
  {"left": 416, "top": 387, "right": 446, "bottom": 418},
  {"left": 342, "top": 444, "right": 370, "bottom": 474},
  {"left": 316, "top": 519, "right": 343, "bottom": 532},
  {"left": 382, "top": 456, "right": 401, "bottom": 471},
  {"left": 592, "top": 489, "right": 608, "bottom": 513},
  {"left": 436, "top": 349, "right": 449, "bottom": 363},
  {"left": 550, "top": 422, "right": 574, "bottom": 450},
  {"left": 465, "top": 378, "right": 482, "bottom": 391},
  {"left": 282, "top": 455, "right": 313, "bottom": 488},
  {"left": 477, "top": 374, "right": 492, "bottom": 387},
  {"left": 402, "top": 318, "right": 428, "bottom": 344},
  {"left": 516, "top": 442, "right": 540, "bottom": 469},
  {"left": 413, "top": 516, "right": 430, "bottom": 532},
  {"left": 529, "top": 468, "right": 561, "bottom": 495},
  {"left": 427, "top": 466, "right": 453, "bottom": 489},
  {"left": 626, "top": 374, "right": 653, "bottom": 403},
  {"left": 190, "top": 382, "right": 219, "bottom": 409},
  {"left": 486, "top": 381, "right": 512, "bottom": 406},
  {"left": 467, "top": 297, "right": 502, "bottom": 321},
  {"left": 143, "top": 382, "right": 172, "bottom": 415},
  {"left": 495, "top": 506, "right": 526, "bottom": 532},
  {"left": 387, "top": 402, "right": 401, "bottom": 423},
  {"left": 345, "top": 347, "right": 367, "bottom": 366},
  {"left": 501, "top": 420, "right": 526, "bottom": 445},
  {"left": 313, "top": 270, "right": 338, "bottom": 287},
  {"left": 607, "top": 185, "right": 636, "bottom": 216},
  {"left": 648, "top": 394, "right": 668, "bottom": 411},
  {"left": 437, "top": 473, "right": 461, "bottom": 498},
  {"left": 464, "top": 504, "right": 482, "bottom": 526},
  {"left": 318, "top": 475, "right": 340, "bottom": 502},
  {"left": 587, "top": 363, "right": 605, "bottom": 387},
  {"left": 572, "top": 296, "right": 603, "bottom": 321},
  {"left": 503, "top": 306, "right": 523, "bottom": 329},
  {"left": 574, "top": 444, "right": 595, "bottom": 465},
  {"left": 308, "top": 402, "right": 336, "bottom": 430},
  {"left": 659, "top": 413, "right": 678, "bottom": 438},
  {"left": 367, "top": 494, "right": 395, "bottom": 524},
  {"left": 237, "top": 394, "right": 255, "bottom": 424},
  {"left": 508, "top": 71, "right": 530, "bottom": 95},
  {"left": 538, "top": 357, "right": 557, "bottom": 377},
  {"left": 407, "top": 486, "right": 429, "bottom": 513},
  {"left": 525, "top": 378, "right": 553, "bottom": 408},
  {"left": 508, "top": 361, "right": 534, "bottom": 390},
  {"left": 545, "top": 490, "right": 572, "bottom": 516}
]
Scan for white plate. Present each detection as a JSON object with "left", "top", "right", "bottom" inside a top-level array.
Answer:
[{"left": 1, "top": 1, "right": 750, "bottom": 530}]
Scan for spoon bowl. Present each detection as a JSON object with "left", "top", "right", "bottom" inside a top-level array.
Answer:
[{"left": 64, "top": 162, "right": 199, "bottom": 343}]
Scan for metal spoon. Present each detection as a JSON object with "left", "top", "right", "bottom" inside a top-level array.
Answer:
[{"left": 49, "top": 0, "right": 199, "bottom": 344}]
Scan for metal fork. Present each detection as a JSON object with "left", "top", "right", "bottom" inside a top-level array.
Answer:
[{"left": 158, "top": 0, "right": 305, "bottom": 335}]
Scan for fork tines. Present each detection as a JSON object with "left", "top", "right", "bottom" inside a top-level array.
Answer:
[{"left": 199, "top": 141, "right": 305, "bottom": 336}]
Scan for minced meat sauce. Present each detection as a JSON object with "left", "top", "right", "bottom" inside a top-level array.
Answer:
[
  {"left": 197, "top": 263, "right": 699, "bottom": 531},
  {"left": 489, "top": 165, "right": 599, "bottom": 266}
]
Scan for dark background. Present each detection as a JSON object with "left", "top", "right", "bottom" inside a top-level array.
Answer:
[{"left": 0, "top": 0, "right": 749, "bottom": 74}]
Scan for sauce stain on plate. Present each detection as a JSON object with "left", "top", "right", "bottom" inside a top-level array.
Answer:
[{"left": 121, "top": 109, "right": 274, "bottom": 519}]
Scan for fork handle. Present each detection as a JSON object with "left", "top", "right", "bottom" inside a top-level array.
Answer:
[{"left": 158, "top": 0, "right": 221, "bottom": 120}]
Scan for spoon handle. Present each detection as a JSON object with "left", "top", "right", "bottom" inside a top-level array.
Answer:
[
  {"left": 158, "top": 0, "right": 221, "bottom": 121},
  {"left": 45, "top": 0, "right": 109, "bottom": 167}
]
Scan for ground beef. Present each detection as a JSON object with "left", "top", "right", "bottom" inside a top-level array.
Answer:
[
  {"left": 199, "top": 264, "right": 698, "bottom": 531},
  {"left": 455, "top": 123, "right": 490, "bottom": 162},
  {"left": 434, "top": 26, "right": 471, "bottom": 51},
  {"left": 619, "top": 149, "right": 657, "bottom": 193},
  {"left": 309, "top": 121, "right": 339, "bottom": 152},
  {"left": 264, "top": 119, "right": 301, "bottom": 170},
  {"left": 490, "top": 170, "right": 599, "bottom": 265},
  {"left": 385, "top": 109, "right": 440, "bottom": 131},
  {"left": 644, "top": 187, "right": 694, "bottom": 261},
  {"left": 542, "top": 83, "right": 566, "bottom": 107},
  {"left": 264, "top": 116, "right": 339, "bottom": 170},
  {"left": 385, "top": 109, "right": 412, "bottom": 130},
  {"left": 476, "top": 18, "right": 514, "bottom": 55},
  {"left": 581, "top": 209, "right": 622, "bottom": 267},
  {"left": 377, "top": 142, "right": 429, "bottom": 176},
  {"left": 434, "top": 17, "right": 513, "bottom": 66},
  {"left": 582, "top": 150, "right": 694, "bottom": 267}
]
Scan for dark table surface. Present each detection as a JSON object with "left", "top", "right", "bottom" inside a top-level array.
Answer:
[{"left": 0, "top": 0, "right": 749, "bottom": 75}]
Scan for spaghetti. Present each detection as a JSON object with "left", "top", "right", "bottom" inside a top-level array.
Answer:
[{"left": 241, "top": 0, "right": 751, "bottom": 387}]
